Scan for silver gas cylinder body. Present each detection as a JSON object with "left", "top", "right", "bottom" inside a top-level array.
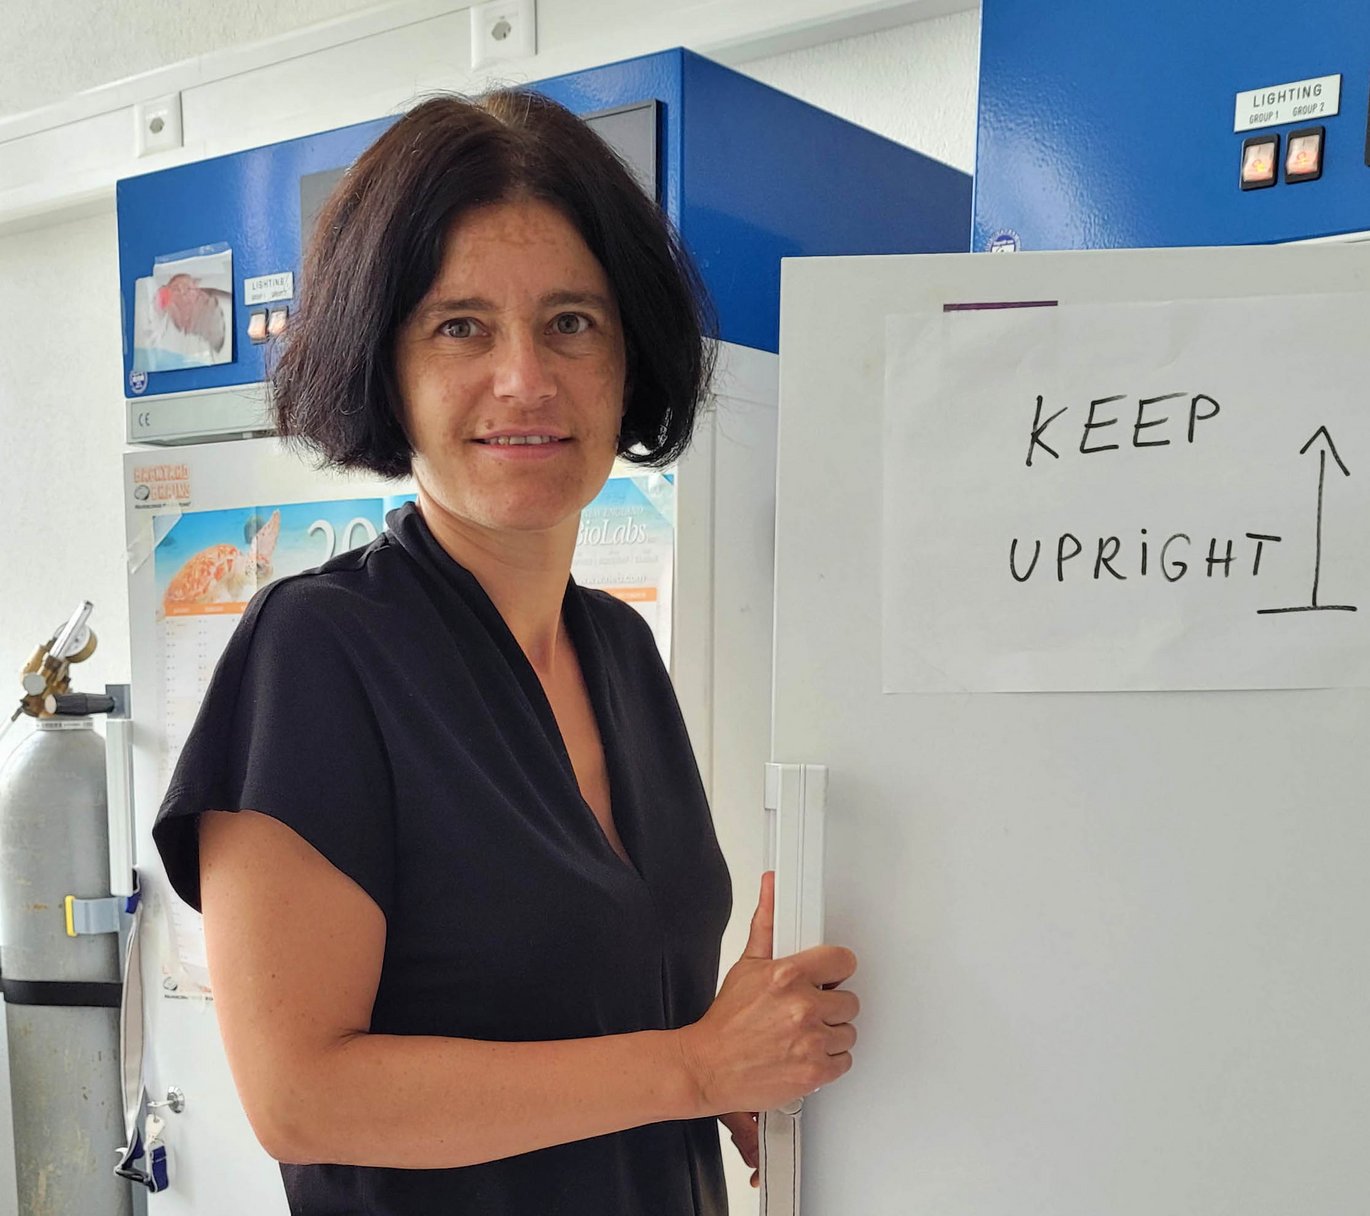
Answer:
[{"left": 0, "top": 718, "right": 132, "bottom": 1216}]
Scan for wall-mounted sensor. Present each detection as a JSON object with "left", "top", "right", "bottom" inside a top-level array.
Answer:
[
  {"left": 1240, "top": 134, "right": 1279, "bottom": 189},
  {"left": 1285, "top": 126, "right": 1324, "bottom": 182},
  {"left": 470, "top": 0, "right": 536, "bottom": 69}
]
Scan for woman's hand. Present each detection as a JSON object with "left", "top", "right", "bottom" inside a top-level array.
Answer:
[
  {"left": 680, "top": 872, "right": 859, "bottom": 1118},
  {"left": 719, "top": 1111, "right": 759, "bottom": 1188}
]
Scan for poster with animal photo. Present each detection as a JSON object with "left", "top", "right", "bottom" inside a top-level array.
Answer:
[
  {"left": 155, "top": 499, "right": 392, "bottom": 615},
  {"left": 153, "top": 496, "right": 396, "bottom": 997}
]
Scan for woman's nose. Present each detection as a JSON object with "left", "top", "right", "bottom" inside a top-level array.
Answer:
[{"left": 491, "top": 331, "right": 556, "bottom": 404}]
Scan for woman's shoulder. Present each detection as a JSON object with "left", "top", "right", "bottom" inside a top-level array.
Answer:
[
  {"left": 245, "top": 531, "right": 417, "bottom": 631},
  {"left": 577, "top": 584, "right": 654, "bottom": 634},
  {"left": 575, "top": 586, "right": 666, "bottom": 671}
]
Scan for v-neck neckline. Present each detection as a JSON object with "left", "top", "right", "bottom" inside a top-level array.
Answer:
[
  {"left": 554, "top": 588, "right": 638, "bottom": 871},
  {"left": 388, "top": 504, "right": 642, "bottom": 876}
]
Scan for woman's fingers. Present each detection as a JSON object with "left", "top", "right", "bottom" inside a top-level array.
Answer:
[
  {"left": 825, "top": 1021, "right": 858, "bottom": 1056},
  {"left": 825, "top": 1052, "right": 854, "bottom": 1080},
  {"left": 681, "top": 905, "right": 862, "bottom": 1114},
  {"left": 719, "top": 1110, "right": 759, "bottom": 1168},
  {"left": 790, "top": 944, "right": 857, "bottom": 989},
  {"left": 817, "top": 988, "right": 860, "bottom": 1026}
]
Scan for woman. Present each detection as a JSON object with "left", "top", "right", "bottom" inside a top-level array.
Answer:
[{"left": 153, "top": 90, "right": 858, "bottom": 1215}]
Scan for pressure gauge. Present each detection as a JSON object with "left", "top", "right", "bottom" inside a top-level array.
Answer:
[{"left": 52, "top": 602, "right": 96, "bottom": 662}]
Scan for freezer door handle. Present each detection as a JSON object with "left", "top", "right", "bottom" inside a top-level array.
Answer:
[
  {"left": 760, "top": 762, "right": 827, "bottom": 1216},
  {"left": 104, "top": 689, "right": 135, "bottom": 899}
]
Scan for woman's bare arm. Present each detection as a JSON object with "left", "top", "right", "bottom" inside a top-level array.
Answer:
[{"left": 199, "top": 810, "right": 857, "bottom": 1169}]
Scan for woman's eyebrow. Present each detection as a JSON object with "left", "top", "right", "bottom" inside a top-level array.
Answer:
[
  {"left": 542, "top": 290, "right": 614, "bottom": 311},
  {"left": 416, "top": 296, "right": 494, "bottom": 319},
  {"left": 415, "top": 291, "right": 613, "bottom": 320}
]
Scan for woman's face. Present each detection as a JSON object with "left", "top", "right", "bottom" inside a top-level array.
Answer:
[{"left": 394, "top": 198, "right": 627, "bottom": 539}]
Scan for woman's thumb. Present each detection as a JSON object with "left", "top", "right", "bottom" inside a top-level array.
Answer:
[{"left": 743, "top": 871, "right": 775, "bottom": 960}]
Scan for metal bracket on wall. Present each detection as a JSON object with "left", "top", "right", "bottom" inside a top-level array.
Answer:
[{"left": 759, "top": 762, "right": 827, "bottom": 1216}]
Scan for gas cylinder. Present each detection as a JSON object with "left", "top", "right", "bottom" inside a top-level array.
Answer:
[{"left": 0, "top": 718, "right": 132, "bottom": 1216}]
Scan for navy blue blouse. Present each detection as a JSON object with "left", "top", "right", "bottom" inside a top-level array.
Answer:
[{"left": 154, "top": 502, "right": 733, "bottom": 1215}]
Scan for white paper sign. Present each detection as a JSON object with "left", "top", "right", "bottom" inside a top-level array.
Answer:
[{"left": 882, "top": 294, "right": 1370, "bottom": 693}]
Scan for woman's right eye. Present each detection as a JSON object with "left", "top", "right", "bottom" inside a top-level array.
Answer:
[{"left": 439, "top": 318, "right": 478, "bottom": 339}]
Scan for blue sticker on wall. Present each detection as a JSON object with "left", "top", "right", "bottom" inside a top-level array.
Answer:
[{"left": 988, "top": 230, "right": 1022, "bottom": 253}]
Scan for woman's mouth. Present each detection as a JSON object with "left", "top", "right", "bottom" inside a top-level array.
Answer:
[
  {"left": 472, "top": 433, "right": 573, "bottom": 459},
  {"left": 475, "top": 435, "right": 570, "bottom": 446}
]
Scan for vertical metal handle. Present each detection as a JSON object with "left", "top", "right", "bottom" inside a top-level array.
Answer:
[
  {"left": 104, "top": 687, "right": 135, "bottom": 899},
  {"left": 760, "top": 763, "right": 827, "bottom": 1216}
]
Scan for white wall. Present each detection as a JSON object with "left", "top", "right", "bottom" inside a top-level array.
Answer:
[
  {"left": 0, "top": 1, "right": 979, "bottom": 168},
  {"left": 0, "top": 0, "right": 381, "bottom": 119},
  {"left": 0, "top": 209, "right": 128, "bottom": 735},
  {"left": 741, "top": 11, "right": 978, "bottom": 173},
  {"left": 0, "top": 3, "right": 979, "bottom": 1210}
]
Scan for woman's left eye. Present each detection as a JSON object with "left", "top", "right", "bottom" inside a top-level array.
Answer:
[{"left": 552, "top": 313, "right": 591, "bottom": 336}]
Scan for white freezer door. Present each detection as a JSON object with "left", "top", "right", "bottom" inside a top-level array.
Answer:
[{"left": 768, "top": 244, "right": 1370, "bottom": 1214}]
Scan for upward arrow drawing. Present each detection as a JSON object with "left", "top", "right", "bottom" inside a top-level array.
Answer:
[
  {"left": 1301, "top": 425, "right": 1350, "bottom": 476},
  {"left": 1258, "top": 426, "right": 1357, "bottom": 615}
]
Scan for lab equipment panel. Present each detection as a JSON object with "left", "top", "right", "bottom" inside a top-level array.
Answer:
[{"left": 975, "top": 0, "right": 1370, "bottom": 250}]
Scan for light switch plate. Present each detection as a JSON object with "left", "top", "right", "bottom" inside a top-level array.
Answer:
[{"left": 470, "top": 0, "right": 536, "bottom": 68}]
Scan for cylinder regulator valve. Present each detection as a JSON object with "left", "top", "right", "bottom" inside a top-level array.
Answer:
[{"left": 9, "top": 601, "right": 115, "bottom": 726}]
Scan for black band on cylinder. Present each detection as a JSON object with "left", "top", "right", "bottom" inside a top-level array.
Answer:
[{"left": 0, "top": 978, "right": 121, "bottom": 1008}]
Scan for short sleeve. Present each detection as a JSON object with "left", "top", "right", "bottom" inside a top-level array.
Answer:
[{"left": 152, "top": 577, "right": 395, "bottom": 915}]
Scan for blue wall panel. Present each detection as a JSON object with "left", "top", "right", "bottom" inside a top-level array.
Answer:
[
  {"left": 525, "top": 51, "right": 686, "bottom": 226},
  {"left": 117, "top": 119, "right": 392, "bottom": 400},
  {"left": 975, "top": 0, "right": 1370, "bottom": 251},
  {"left": 680, "top": 52, "right": 971, "bottom": 354}
]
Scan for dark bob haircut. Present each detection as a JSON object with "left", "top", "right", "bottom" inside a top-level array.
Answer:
[{"left": 271, "top": 91, "right": 716, "bottom": 478}]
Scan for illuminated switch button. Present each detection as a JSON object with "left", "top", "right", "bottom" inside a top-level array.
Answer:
[
  {"left": 1241, "top": 134, "right": 1279, "bottom": 190},
  {"left": 267, "top": 306, "right": 289, "bottom": 337},
  {"left": 248, "top": 309, "right": 269, "bottom": 343},
  {"left": 1285, "top": 125, "right": 1324, "bottom": 182}
]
